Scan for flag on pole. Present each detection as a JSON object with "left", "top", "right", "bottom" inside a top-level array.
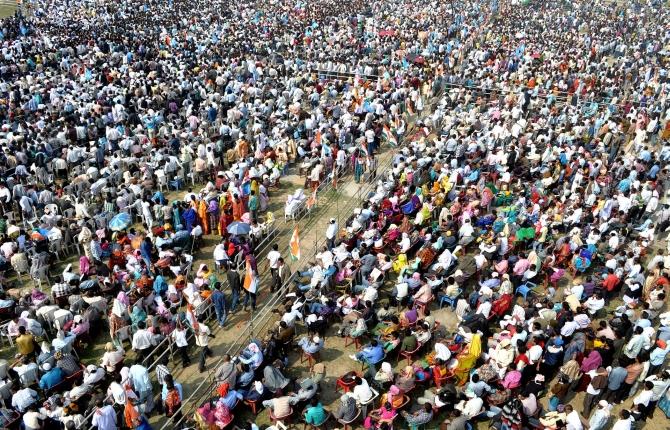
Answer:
[
  {"left": 290, "top": 226, "right": 301, "bottom": 261},
  {"left": 382, "top": 124, "right": 398, "bottom": 146},
  {"left": 242, "top": 258, "right": 258, "bottom": 293}
]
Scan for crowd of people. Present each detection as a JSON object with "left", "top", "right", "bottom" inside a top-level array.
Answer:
[
  {"left": 190, "top": 0, "right": 670, "bottom": 429},
  {"left": 0, "top": 0, "right": 669, "bottom": 428},
  {"left": 0, "top": 0, "right": 444, "bottom": 424}
]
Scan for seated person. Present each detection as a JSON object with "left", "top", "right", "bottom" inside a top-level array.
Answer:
[
  {"left": 297, "top": 334, "right": 324, "bottom": 355},
  {"left": 39, "top": 363, "right": 65, "bottom": 390},
  {"left": 350, "top": 339, "right": 384, "bottom": 364}
]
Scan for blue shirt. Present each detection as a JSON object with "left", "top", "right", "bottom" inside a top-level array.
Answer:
[
  {"left": 650, "top": 346, "right": 669, "bottom": 366},
  {"left": 361, "top": 344, "right": 384, "bottom": 363},
  {"left": 607, "top": 367, "right": 628, "bottom": 390},
  {"left": 211, "top": 290, "right": 226, "bottom": 312},
  {"left": 39, "top": 367, "right": 65, "bottom": 389}
]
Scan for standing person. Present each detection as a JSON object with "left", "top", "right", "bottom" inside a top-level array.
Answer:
[
  {"left": 195, "top": 317, "right": 215, "bottom": 372},
  {"left": 632, "top": 381, "right": 655, "bottom": 421},
  {"left": 248, "top": 190, "right": 259, "bottom": 223},
  {"left": 273, "top": 258, "right": 291, "bottom": 293},
  {"left": 325, "top": 218, "right": 338, "bottom": 250},
  {"left": 267, "top": 243, "right": 281, "bottom": 290},
  {"left": 583, "top": 367, "right": 608, "bottom": 416},
  {"left": 589, "top": 400, "right": 612, "bottom": 430},
  {"left": 91, "top": 399, "right": 117, "bottom": 430},
  {"left": 226, "top": 264, "right": 241, "bottom": 314},
  {"left": 131, "top": 322, "right": 156, "bottom": 364},
  {"left": 162, "top": 376, "right": 183, "bottom": 420},
  {"left": 210, "top": 282, "right": 227, "bottom": 327},
  {"left": 128, "top": 363, "right": 154, "bottom": 414},
  {"left": 171, "top": 322, "right": 190, "bottom": 368},
  {"left": 242, "top": 255, "right": 258, "bottom": 312},
  {"left": 645, "top": 371, "right": 670, "bottom": 419}
]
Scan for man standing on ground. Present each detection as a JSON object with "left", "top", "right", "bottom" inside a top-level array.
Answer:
[{"left": 211, "top": 282, "right": 227, "bottom": 327}]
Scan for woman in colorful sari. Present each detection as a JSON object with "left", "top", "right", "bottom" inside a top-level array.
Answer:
[
  {"left": 354, "top": 150, "right": 365, "bottom": 183},
  {"left": 454, "top": 333, "right": 482, "bottom": 385},
  {"left": 231, "top": 194, "right": 244, "bottom": 221},
  {"left": 171, "top": 202, "right": 181, "bottom": 230},
  {"left": 395, "top": 366, "right": 416, "bottom": 392},
  {"left": 571, "top": 250, "right": 592, "bottom": 274},
  {"left": 196, "top": 199, "right": 209, "bottom": 235},
  {"left": 181, "top": 205, "right": 197, "bottom": 233},
  {"left": 130, "top": 305, "right": 147, "bottom": 331}
]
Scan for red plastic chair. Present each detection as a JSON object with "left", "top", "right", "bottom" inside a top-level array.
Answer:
[
  {"left": 398, "top": 342, "right": 422, "bottom": 365},
  {"left": 344, "top": 335, "right": 362, "bottom": 349}
]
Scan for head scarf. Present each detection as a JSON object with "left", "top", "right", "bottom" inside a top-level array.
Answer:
[
  {"left": 387, "top": 385, "right": 400, "bottom": 404},
  {"left": 130, "top": 305, "right": 147, "bottom": 326},
  {"left": 580, "top": 350, "right": 602, "bottom": 373},
  {"left": 216, "top": 382, "right": 230, "bottom": 397},
  {"left": 116, "top": 291, "right": 129, "bottom": 306}
]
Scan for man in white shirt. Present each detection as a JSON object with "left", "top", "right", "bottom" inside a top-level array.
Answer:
[
  {"left": 584, "top": 293, "right": 605, "bottom": 315},
  {"left": 633, "top": 381, "right": 654, "bottom": 419},
  {"left": 12, "top": 387, "right": 39, "bottom": 412},
  {"left": 23, "top": 407, "right": 47, "bottom": 430},
  {"left": 560, "top": 316, "right": 580, "bottom": 337},
  {"left": 611, "top": 409, "right": 634, "bottom": 430},
  {"left": 325, "top": 218, "right": 338, "bottom": 250},
  {"left": 564, "top": 405, "right": 584, "bottom": 430},
  {"left": 195, "top": 319, "right": 214, "bottom": 372},
  {"left": 267, "top": 244, "right": 281, "bottom": 280},
  {"left": 213, "top": 242, "right": 228, "bottom": 269},
  {"left": 475, "top": 298, "right": 492, "bottom": 319},
  {"left": 131, "top": 322, "right": 156, "bottom": 362},
  {"left": 351, "top": 376, "right": 373, "bottom": 405},
  {"left": 171, "top": 324, "right": 191, "bottom": 368},
  {"left": 459, "top": 396, "right": 484, "bottom": 418}
]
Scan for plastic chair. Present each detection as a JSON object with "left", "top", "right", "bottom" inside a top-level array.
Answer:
[
  {"left": 515, "top": 281, "right": 538, "bottom": 301},
  {"left": 300, "top": 350, "right": 320, "bottom": 371},
  {"left": 335, "top": 375, "right": 358, "bottom": 393},
  {"left": 303, "top": 411, "right": 331, "bottom": 429},
  {"left": 336, "top": 409, "right": 361, "bottom": 430},
  {"left": 344, "top": 335, "right": 362, "bottom": 349},
  {"left": 20, "top": 366, "right": 38, "bottom": 387},
  {"left": 358, "top": 388, "right": 379, "bottom": 417},
  {"left": 244, "top": 399, "right": 259, "bottom": 415},
  {"left": 438, "top": 289, "right": 462, "bottom": 309},
  {"left": 398, "top": 342, "right": 422, "bottom": 366}
]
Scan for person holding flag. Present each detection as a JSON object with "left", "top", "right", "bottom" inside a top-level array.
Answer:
[
  {"left": 242, "top": 254, "right": 258, "bottom": 312},
  {"left": 290, "top": 226, "right": 301, "bottom": 262}
]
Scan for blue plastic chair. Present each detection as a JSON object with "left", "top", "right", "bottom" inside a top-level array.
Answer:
[
  {"left": 438, "top": 288, "right": 462, "bottom": 309},
  {"left": 515, "top": 281, "right": 538, "bottom": 300}
]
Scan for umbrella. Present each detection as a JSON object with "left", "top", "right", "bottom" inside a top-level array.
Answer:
[
  {"left": 227, "top": 221, "right": 251, "bottom": 236},
  {"left": 109, "top": 212, "right": 132, "bottom": 231}
]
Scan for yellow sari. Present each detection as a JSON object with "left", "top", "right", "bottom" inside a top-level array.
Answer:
[{"left": 453, "top": 334, "right": 482, "bottom": 385}]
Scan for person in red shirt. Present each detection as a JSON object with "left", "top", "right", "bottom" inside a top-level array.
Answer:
[{"left": 601, "top": 268, "right": 620, "bottom": 301}]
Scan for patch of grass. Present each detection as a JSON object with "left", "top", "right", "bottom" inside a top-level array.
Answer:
[{"left": 0, "top": 4, "right": 16, "bottom": 18}]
